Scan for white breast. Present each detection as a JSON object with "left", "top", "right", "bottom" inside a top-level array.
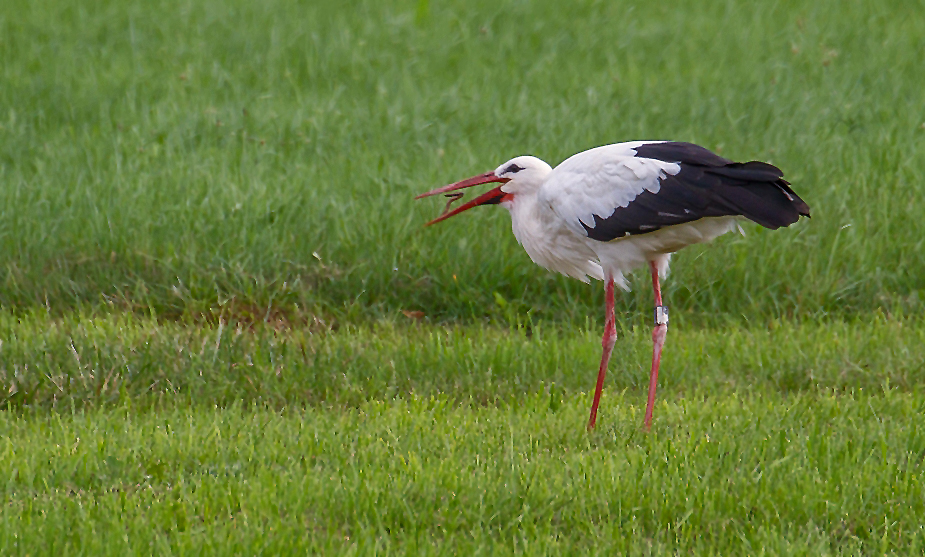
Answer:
[{"left": 506, "top": 197, "right": 604, "bottom": 283}]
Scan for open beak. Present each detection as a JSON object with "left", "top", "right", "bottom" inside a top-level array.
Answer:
[{"left": 415, "top": 171, "right": 512, "bottom": 226}]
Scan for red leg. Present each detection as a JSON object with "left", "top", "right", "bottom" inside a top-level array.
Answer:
[
  {"left": 588, "top": 277, "right": 617, "bottom": 430},
  {"left": 643, "top": 261, "right": 668, "bottom": 430}
]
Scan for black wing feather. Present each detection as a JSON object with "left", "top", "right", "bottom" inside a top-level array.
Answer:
[{"left": 582, "top": 142, "right": 811, "bottom": 242}]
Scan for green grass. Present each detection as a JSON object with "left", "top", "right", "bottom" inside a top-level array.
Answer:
[
  {"left": 2, "top": 0, "right": 925, "bottom": 553},
  {"left": 2, "top": 313, "right": 925, "bottom": 553},
  {"left": 1, "top": 0, "right": 924, "bottom": 321},
  {"left": 2, "top": 312, "right": 924, "bottom": 411},
  {"left": 2, "top": 385, "right": 925, "bottom": 554}
]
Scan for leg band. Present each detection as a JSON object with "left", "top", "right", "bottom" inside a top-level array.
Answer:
[{"left": 655, "top": 305, "right": 669, "bottom": 325}]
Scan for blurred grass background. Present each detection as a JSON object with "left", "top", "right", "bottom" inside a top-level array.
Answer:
[{"left": 2, "top": 0, "right": 923, "bottom": 324}]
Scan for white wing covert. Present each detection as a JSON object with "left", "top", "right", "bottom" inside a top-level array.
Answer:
[{"left": 538, "top": 142, "right": 681, "bottom": 239}]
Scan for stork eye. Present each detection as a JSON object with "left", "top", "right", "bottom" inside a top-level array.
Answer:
[{"left": 504, "top": 163, "right": 525, "bottom": 174}]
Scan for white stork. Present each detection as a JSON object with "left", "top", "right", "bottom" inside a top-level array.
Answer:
[{"left": 416, "top": 141, "right": 810, "bottom": 430}]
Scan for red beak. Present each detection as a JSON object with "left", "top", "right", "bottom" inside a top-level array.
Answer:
[{"left": 415, "top": 171, "right": 512, "bottom": 226}]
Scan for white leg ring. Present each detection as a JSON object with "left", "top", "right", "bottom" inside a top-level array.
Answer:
[{"left": 655, "top": 306, "right": 669, "bottom": 326}]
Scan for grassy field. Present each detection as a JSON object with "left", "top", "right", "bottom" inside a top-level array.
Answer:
[
  {"left": 2, "top": 387, "right": 925, "bottom": 553},
  {"left": 2, "top": 0, "right": 925, "bottom": 553}
]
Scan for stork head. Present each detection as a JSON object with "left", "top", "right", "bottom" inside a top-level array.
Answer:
[{"left": 415, "top": 155, "right": 552, "bottom": 225}]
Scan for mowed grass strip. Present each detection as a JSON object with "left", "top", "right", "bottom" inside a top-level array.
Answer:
[
  {"left": 0, "top": 393, "right": 923, "bottom": 554},
  {"left": 1, "top": 312, "right": 923, "bottom": 409}
]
